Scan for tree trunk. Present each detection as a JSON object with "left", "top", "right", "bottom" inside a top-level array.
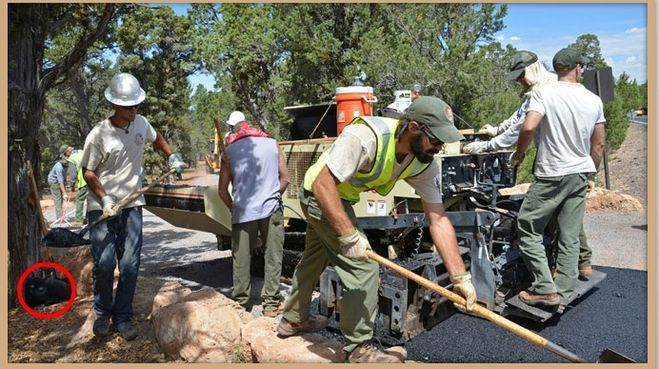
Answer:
[{"left": 8, "top": 4, "right": 49, "bottom": 308}]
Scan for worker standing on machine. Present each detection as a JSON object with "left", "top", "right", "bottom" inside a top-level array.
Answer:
[
  {"left": 511, "top": 48, "right": 605, "bottom": 310},
  {"left": 277, "top": 96, "right": 477, "bottom": 363}
]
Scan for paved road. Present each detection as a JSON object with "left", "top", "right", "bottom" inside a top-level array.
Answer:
[{"left": 43, "top": 207, "right": 649, "bottom": 363}]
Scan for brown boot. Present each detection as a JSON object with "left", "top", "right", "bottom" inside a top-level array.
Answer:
[
  {"left": 276, "top": 315, "right": 328, "bottom": 337},
  {"left": 347, "top": 341, "right": 406, "bottom": 363},
  {"left": 579, "top": 265, "right": 593, "bottom": 277},
  {"left": 519, "top": 290, "right": 560, "bottom": 307},
  {"left": 263, "top": 302, "right": 285, "bottom": 318}
]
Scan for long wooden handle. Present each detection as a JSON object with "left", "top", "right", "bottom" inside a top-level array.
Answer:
[
  {"left": 26, "top": 160, "right": 49, "bottom": 237},
  {"left": 78, "top": 168, "right": 176, "bottom": 236},
  {"left": 366, "top": 250, "right": 586, "bottom": 363}
]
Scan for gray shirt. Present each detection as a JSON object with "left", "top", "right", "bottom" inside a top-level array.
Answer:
[
  {"left": 47, "top": 161, "right": 68, "bottom": 185},
  {"left": 227, "top": 136, "right": 281, "bottom": 224}
]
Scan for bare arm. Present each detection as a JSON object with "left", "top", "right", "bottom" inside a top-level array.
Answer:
[
  {"left": 277, "top": 147, "right": 290, "bottom": 195},
  {"left": 218, "top": 160, "right": 233, "bottom": 210},
  {"left": 83, "top": 168, "right": 107, "bottom": 199},
  {"left": 590, "top": 123, "right": 606, "bottom": 170},
  {"left": 153, "top": 132, "right": 173, "bottom": 157},
  {"left": 311, "top": 165, "right": 354, "bottom": 236},
  {"left": 422, "top": 201, "right": 467, "bottom": 276},
  {"left": 514, "top": 111, "right": 543, "bottom": 156}
]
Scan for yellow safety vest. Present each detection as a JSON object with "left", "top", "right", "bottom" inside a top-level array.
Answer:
[
  {"left": 303, "top": 116, "right": 430, "bottom": 203},
  {"left": 66, "top": 151, "right": 87, "bottom": 189}
]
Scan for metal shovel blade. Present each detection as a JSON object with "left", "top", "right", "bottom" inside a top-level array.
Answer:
[
  {"left": 42, "top": 227, "right": 91, "bottom": 248},
  {"left": 598, "top": 348, "right": 636, "bottom": 363}
]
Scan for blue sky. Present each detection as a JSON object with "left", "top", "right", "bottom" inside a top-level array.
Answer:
[{"left": 173, "top": 3, "right": 648, "bottom": 92}]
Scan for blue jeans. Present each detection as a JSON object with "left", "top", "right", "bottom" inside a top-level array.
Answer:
[{"left": 88, "top": 207, "right": 143, "bottom": 325}]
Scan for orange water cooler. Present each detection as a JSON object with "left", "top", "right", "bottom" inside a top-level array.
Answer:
[{"left": 335, "top": 86, "right": 378, "bottom": 134}]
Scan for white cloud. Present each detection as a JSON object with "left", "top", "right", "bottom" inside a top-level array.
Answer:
[
  {"left": 625, "top": 27, "right": 644, "bottom": 34},
  {"left": 625, "top": 56, "right": 637, "bottom": 63},
  {"left": 510, "top": 36, "right": 521, "bottom": 41},
  {"left": 497, "top": 35, "right": 505, "bottom": 42}
]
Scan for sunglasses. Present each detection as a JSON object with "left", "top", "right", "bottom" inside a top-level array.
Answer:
[{"left": 420, "top": 125, "right": 444, "bottom": 146}]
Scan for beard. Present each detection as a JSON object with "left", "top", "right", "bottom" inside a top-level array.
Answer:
[{"left": 410, "top": 133, "right": 436, "bottom": 163}]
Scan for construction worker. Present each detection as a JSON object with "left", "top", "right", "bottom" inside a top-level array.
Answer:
[
  {"left": 277, "top": 96, "right": 477, "bottom": 363},
  {"left": 218, "top": 114, "right": 290, "bottom": 317},
  {"left": 80, "top": 72, "right": 186, "bottom": 341},
  {"left": 47, "top": 145, "right": 73, "bottom": 223},
  {"left": 65, "top": 148, "right": 88, "bottom": 226},
  {"left": 511, "top": 48, "right": 605, "bottom": 309}
]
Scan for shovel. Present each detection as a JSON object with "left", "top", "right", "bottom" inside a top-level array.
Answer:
[
  {"left": 366, "top": 250, "right": 634, "bottom": 363},
  {"left": 42, "top": 168, "right": 176, "bottom": 248}
]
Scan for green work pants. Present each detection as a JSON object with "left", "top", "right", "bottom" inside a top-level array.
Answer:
[
  {"left": 231, "top": 208, "right": 284, "bottom": 310},
  {"left": 75, "top": 185, "right": 88, "bottom": 222},
  {"left": 49, "top": 183, "right": 64, "bottom": 221},
  {"left": 517, "top": 173, "right": 588, "bottom": 304},
  {"left": 549, "top": 221, "right": 592, "bottom": 269},
  {"left": 283, "top": 190, "right": 379, "bottom": 353}
]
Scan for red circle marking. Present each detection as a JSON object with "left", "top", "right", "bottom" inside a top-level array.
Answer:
[{"left": 17, "top": 261, "right": 77, "bottom": 319}]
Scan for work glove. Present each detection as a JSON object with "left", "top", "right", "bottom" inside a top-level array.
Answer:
[
  {"left": 450, "top": 272, "right": 477, "bottom": 313},
  {"left": 510, "top": 151, "right": 525, "bottom": 168},
  {"left": 62, "top": 192, "right": 69, "bottom": 202},
  {"left": 479, "top": 124, "right": 498, "bottom": 137},
  {"left": 337, "top": 228, "right": 372, "bottom": 262},
  {"left": 462, "top": 141, "right": 489, "bottom": 154},
  {"left": 168, "top": 152, "right": 187, "bottom": 177},
  {"left": 101, "top": 195, "right": 118, "bottom": 219}
]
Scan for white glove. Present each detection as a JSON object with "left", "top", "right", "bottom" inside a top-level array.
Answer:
[
  {"left": 62, "top": 192, "right": 69, "bottom": 202},
  {"left": 479, "top": 124, "right": 498, "bottom": 137},
  {"left": 168, "top": 153, "right": 188, "bottom": 176},
  {"left": 101, "top": 195, "right": 118, "bottom": 218},
  {"left": 337, "top": 229, "right": 372, "bottom": 261},
  {"left": 450, "top": 272, "right": 477, "bottom": 312},
  {"left": 462, "top": 141, "right": 490, "bottom": 154}
]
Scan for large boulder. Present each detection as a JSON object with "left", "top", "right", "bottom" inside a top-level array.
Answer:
[
  {"left": 241, "top": 317, "right": 345, "bottom": 363},
  {"left": 148, "top": 280, "right": 192, "bottom": 318},
  {"left": 152, "top": 287, "right": 253, "bottom": 362}
]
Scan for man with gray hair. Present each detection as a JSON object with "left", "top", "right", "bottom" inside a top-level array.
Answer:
[{"left": 511, "top": 48, "right": 605, "bottom": 310}]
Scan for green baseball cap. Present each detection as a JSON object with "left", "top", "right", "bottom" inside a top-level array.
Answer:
[
  {"left": 553, "top": 47, "right": 590, "bottom": 69},
  {"left": 505, "top": 50, "right": 538, "bottom": 80},
  {"left": 404, "top": 96, "right": 464, "bottom": 143}
]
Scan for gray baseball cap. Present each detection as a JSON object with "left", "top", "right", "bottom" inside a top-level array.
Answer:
[
  {"left": 404, "top": 96, "right": 464, "bottom": 143},
  {"left": 505, "top": 50, "right": 538, "bottom": 80}
]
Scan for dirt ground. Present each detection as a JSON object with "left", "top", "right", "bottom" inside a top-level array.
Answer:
[{"left": 9, "top": 124, "right": 648, "bottom": 363}]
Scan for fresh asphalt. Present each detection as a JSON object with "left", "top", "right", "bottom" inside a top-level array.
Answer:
[{"left": 403, "top": 266, "right": 647, "bottom": 363}]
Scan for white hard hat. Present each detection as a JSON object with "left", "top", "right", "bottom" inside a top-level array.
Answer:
[
  {"left": 226, "top": 111, "right": 246, "bottom": 126},
  {"left": 104, "top": 73, "right": 146, "bottom": 106}
]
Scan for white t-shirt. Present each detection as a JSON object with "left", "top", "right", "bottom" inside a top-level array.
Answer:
[
  {"left": 80, "top": 115, "right": 157, "bottom": 211},
  {"left": 326, "top": 124, "right": 443, "bottom": 204},
  {"left": 527, "top": 81, "right": 605, "bottom": 177}
]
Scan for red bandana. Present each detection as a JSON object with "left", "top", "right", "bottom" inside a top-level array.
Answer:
[{"left": 226, "top": 121, "right": 271, "bottom": 145}]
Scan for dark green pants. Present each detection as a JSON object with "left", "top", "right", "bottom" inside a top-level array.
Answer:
[
  {"left": 75, "top": 185, "right": 88, "bottom": 222},
  {"left": 231, "top": 209, "right": 284, "bottom": 310},
  {"left": 517, "top": 173, "right": 588, "bottom": 304},
  {"left": 282, "top": 190, "right": 379, "bottom": 353}
]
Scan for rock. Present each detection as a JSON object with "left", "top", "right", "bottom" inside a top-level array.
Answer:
[
  {"left": 241, "top": 317, "right": 345, "bottom": 363},
  {"left": 152, "top": 288, "right": 251, "bottom": 362},
  {"left": 148, "top": 281, "right": 192, "bottom": 318},
  {"left": 586, "top": 188, "right": 644, "bottom": 212}
]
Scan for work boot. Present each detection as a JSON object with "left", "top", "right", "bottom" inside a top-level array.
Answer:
[
  {"left": 263, "top": 302, "right": 285, "bottom": 318},
  {"left": 579, "top": 265, "right": 593, "bottom": 278},
  {"left": 93, "top": 317, "right": 113, "bottom": 338},
  {"left": 116, "top": 321, "right": 138, "bottom": 341},
  {"left": 277, "top": 315, "right": 328, "bottom": 337},
  {"left": 519, "top": 290, "right": 560, "bottom": 307},
  {"left": 346, "top": 341, "right": 406, "bottom": 363}
]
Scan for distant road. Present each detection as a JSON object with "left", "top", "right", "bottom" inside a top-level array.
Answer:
[{"left": 629, "top": 116, "right": 647, "bottom": 125}]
